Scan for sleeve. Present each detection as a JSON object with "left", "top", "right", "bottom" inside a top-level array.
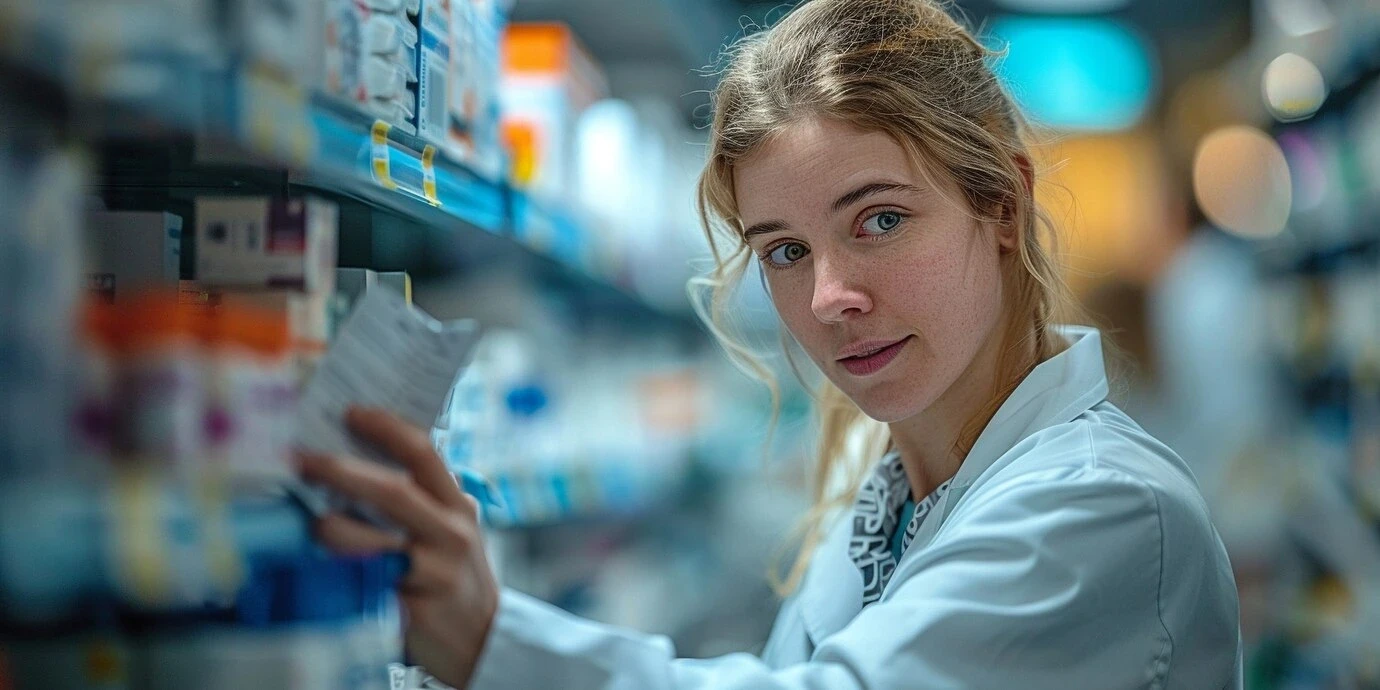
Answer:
[{"left": 469, "top": 467, "right": 1178, "bottom": 690}]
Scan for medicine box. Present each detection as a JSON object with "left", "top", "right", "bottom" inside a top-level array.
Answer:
[
  {"left": 416, "top": 0, "right": 451, "bottom": 146},
  {"left": 84, "top": 211, "right": 183, "bottom": 300},
  {"left": 194, "top": 197, "right": 338, "bottom": 293},
  {"left": 500, "top": 23, "right": 607, "bottom": 200},
  {"left": 320, "top": 0, "right": 419, "bottom": 133},
  {"left": 447, "top": 0, "right": 505, "bottom": 177}
]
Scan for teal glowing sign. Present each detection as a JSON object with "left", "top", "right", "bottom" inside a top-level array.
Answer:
[{"left": 986, "top": 16, "right": 1156, "bottom": 131}]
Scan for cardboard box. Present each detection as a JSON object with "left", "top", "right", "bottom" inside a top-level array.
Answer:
[
  {"left": 377, "top": 271, "right": 413, "bottom": 303},
  {"left": 194, "top": 197, "right": 338, "bottom": 293},
  {"left": 320, "top": 0, "right": 418, "bottom": 133},
  {"left": 447, "top": 0, "right": 505, "bottom": 177},
  {"left": 84, "top": 211, "right": 183, "bottom": 301},
  {"left": 499, "top": 23, "right": 607, "bottom": 199},
  {"left": 417, "top": 0, "right": 452, "bottom": 146}
]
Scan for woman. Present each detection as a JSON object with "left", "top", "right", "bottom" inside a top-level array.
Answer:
[{"left": 299, "top": 0, "right": 1243, "bottom": 687}]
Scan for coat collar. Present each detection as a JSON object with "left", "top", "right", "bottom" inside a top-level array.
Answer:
[{"left": 796, "top": 326, "right": 1111, "bottom": 645}]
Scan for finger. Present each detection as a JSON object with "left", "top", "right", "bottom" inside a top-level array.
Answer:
[
  {"left": 297, "top": 451, "right": 456, "bottom": 544},
  {"left": 346, "top": 407, "right": 468, "bottom": 510},
  {"left": 398, "top": 542, "right": 467, "bottom": 595},
  {"left": 314, "top": 512, "right": 408, "bottom": 556}
]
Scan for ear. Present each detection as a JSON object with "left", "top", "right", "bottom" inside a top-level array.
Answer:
[{"left": 996, "top": 154, "right": 1035, "bottom": 253}]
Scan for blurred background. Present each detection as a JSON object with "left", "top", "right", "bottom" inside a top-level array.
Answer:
[{"left": 0, "top": 0, "right": 1377, "bottom": 688}]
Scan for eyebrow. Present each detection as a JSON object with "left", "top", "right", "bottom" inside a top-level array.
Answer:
[
  {"left": 830, "top": 181, "right": 922, "bottom": 213},
  {"left": 741, "top": 181, "right": 922, "bottom": 240},
  {"left": 742, "top": 219, "right": 790, "bottom": 240}
]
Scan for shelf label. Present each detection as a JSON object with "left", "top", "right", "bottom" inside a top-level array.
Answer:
[
  {"left": 422, "top": 144, "right": 441, "bottom": 207},
  {"left": 111, "top": 471, "right": 169, "bottom": 606},
  {"left": 371, "top": 120, "right": 399, "bottom": 191}
]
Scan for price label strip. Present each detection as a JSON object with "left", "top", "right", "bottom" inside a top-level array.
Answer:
[
  {"left": 421, "top": 145, "right": 441, "bottom": 207},
  {"left": 110, "top": 470, "right": 169, "bottom": 606},
  {"left": 371, "top": 120, "right": 399, "bottom": 191}
]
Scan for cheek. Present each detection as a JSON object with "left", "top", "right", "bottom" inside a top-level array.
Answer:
[
  {"left": 878, "top": 228, "right": 1005, "bottom": 359},
  {"left": 765, "top": 271, "right": 818, "bottom": 333}
]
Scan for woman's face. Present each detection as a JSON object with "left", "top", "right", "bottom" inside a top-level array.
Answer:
[{"left": 734, "top": 117, "right": 1015, "bottom": 423}]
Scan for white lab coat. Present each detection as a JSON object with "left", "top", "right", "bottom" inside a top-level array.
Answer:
[{"left": 470, "top": 327, "right": 1244, "bottom": 689}]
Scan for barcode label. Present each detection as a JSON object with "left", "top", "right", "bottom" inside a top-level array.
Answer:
[{"left": 421, "top": 54, "right": 447, "bottom": 142}]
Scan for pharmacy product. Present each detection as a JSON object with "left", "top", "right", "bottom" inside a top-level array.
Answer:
[
  {"left": 225, "top": 0, "right": 310, "bottom": 79},
  {"left": 334, "top": 267, "right": 379, "bottom": 318},
  {"left": 294, "top": 288, "right": 480, "bottom": 521},
  {"left": 320, "top": 0, "right": 418, "bottom": 132},
  {"left": 203, "top": 303, "right": 297, "bottom": 486},
  {"left": 0, "top": 148, "right": 87, "bottom": 480},
  {"left": 72, "top": 301, "right": 119, "bottom": 477},
  {"left": 377, "top": 271, "right": 413, "bottom": 303},
  {"left": 0, "top": 146, "right": 87, "bottom": 480},
  {"left": 116, "top": 294, "right": 204, "bottom": 477},
  {"left": 221, "top": 289, "right": 335, "bottom": 388},
  {"left": 416, "top": 0, "right": 451, "bottom": 146},
  {"left": 500, "top": 23, "right": 606, "bottom": 201},
  {"left": 84, "top": 211, "right": 183, "bottom": 300},
  {"left": 194, "top": 197, "right": 338, "bottom": 293},
  {"left": 447, "top": 0, "right": 505, "bottom": 177}
]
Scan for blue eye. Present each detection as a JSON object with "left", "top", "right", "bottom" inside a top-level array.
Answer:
[
  {"left": 860, "top": 211, "right": 905, "bottom": 236},
  {"left": 766, "top": 242, "right": 809, "bottom": 267}
]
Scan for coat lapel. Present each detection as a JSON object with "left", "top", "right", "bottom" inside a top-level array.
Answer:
[
  {"left": 795, "top": 327, "right": 1112, "bottom": 643},
  {"left": 905, "top": 326, "right": 1110, "bottom": 554}
]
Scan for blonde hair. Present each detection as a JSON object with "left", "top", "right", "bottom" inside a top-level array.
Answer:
[{"left": 690, "top": 0, "right": 1087, "bottom": 595}]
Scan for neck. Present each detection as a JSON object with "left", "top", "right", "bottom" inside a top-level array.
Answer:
[{"left": 887, "top": 320, "right": 1037, "bottom": 501}]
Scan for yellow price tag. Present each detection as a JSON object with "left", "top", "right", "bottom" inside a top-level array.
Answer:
[
  {"left": 194, "top": 477, "right": 245, "bottom": 599},
  {"left": 112, "top": 469, "right": 170, "bottom": 606},
  {"left": 422, "top": 145, "right": 441, "bottom": 207},
  {"left": 371, "top": 120, "right": 399, "bottom": 190}
]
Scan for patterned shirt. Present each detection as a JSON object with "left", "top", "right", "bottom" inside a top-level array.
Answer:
[{"left": 847, "top": 451, "right": 952, "bottom": 606}]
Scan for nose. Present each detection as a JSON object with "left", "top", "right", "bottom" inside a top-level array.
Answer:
[{"left": 810, "top": 252, "right": 873, "bottom": 323}]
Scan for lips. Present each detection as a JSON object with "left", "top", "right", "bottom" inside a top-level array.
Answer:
[{"left": 836, "top": 336, "right": 912, "bottom": 377}]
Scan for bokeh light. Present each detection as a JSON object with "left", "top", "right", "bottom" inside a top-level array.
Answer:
[
  {"left": 1193, "top": 125, "right": 1293, "bottom": 238},
  {"left": 1264, "top": 52, "right": 1327, "bottom": 122}
]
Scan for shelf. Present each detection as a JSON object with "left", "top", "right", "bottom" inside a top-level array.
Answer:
[
  {"left": 0, "top": 480, "right": 319, "bottom": 625},
  {"left": 294, "top": 93, "right": 509, "bottom": 237},
  {"left": 484, "top": 460, "right": 694, "bottom": 530},
  {"left": 1, "top": 43, "right": 701, "bottom": 332}
]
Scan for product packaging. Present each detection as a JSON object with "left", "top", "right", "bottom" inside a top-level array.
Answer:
[
  {"left": 500, "top": 22, "right": 607, "bottom": 201},
  {"left": 202, "top": 302, "right": 297, "bottom": 487},
  {"left": 447, "top": 0, "right": 505, "bottom": 178},
  {"left": 320, "top": 0, "right": 421, "bottom": 134},
  {"left": 416, "top": 0, "right": 451, "bottom": 146},
  {"left": 194, "top": 196, "right": 338, "bottom": 294},
  {"left": 84, "top": 211, "right": 183, "bottom": 302},
  {"left": 115, "top": 294, "right": 206, "bottom": 478},
  {"left": 294, "top": 287, "right": 481, "bottom": 522},
  {"left": 223, "top": 0, "right": 310, "bottom": 80}
]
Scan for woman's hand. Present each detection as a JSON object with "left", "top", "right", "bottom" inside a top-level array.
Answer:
[{"left": 298, "top": 407, "right": 499, "bottom": 689}]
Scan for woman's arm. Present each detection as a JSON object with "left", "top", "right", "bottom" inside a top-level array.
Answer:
[
  {"left": 468, "top": 466, "right": 1203, "bottom": 690},
  {"left": 304, "top": 416, "right": 1236, "bottom": 689}
]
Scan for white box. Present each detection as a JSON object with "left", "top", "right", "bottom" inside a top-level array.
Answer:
[
  {"left": 84, "top": 211, "right": 183, "bottom": 299},
  {"left": 447, "top": 0, "right": 504, "bottom": 176},
  {"left": 416, "top": 0, "right": 451, "bottom": 146},
  {"left": 229, "top": 0, "right": 309, "bottom": 79},
  {"left": 195, "top": 197, "right": 338, "bottom": 293},
  {"left": 320, "top": 0, "right": 417, "bottom": 134}
]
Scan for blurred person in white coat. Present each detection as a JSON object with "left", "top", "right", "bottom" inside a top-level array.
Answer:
[{"left": 298, "top": 1, "right": 1243, "bottom": 687}]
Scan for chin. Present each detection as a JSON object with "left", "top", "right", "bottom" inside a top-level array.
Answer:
[{"left": 836, "top": 379, "right": 931, "bottom": 424}]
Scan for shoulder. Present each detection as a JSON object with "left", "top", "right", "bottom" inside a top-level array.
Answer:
[
  {"left": 943, "top": 401, "right": 1234, "bottom": 599},
  {"left": 943, "top": 401, "right": 1237, "bottom": 629},
  {"left": 969, "top": 400, "right": 1213, "bottom": 522}
]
